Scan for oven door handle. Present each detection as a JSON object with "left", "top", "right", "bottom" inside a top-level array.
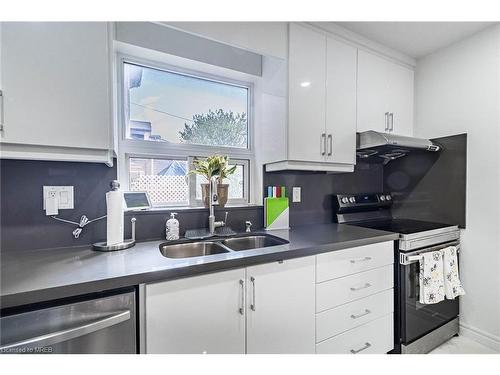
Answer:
[{"left": 400, "top": 242, "right": 460, "bottom": 266}]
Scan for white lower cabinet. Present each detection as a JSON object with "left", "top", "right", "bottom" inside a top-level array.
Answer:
[
  {"left": 145, "top": 257, "right": 315, "bottom": 354},
  {"left": 316, "top": 265, "right": 394, "bottom": 312},
  {"left": 145, "top": 268, "right": 246, "bottom": 354},
  {"left": 246, "top": 257, "right": 316, "bottom": 354},
  {"left": 144, "top": 241, "right": 394, "bottom": 354},
  {"left": 316, "top": 289, "right": 393, "bottom": 342},
  {"left": 315, "top": 240, "right": 395, "bottom": 354},
  {"left": 316, "top": 313, "right": 394, "bottom": 354}
]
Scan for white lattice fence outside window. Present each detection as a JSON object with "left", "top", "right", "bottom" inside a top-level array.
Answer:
[{"left": 130, "top": 175, "right": 188, "bottom": 205}]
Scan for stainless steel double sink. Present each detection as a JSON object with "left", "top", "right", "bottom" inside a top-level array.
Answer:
[{"left": 159, "top": 234, "right": 289, "bottom": 259}]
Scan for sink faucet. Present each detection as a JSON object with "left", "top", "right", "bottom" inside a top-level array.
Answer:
[
  {"left": 245, "top": 221, "right": 252, "bottom": 233},
  {"left": 208, "top": 177, "right": 226, "bottom": 234}
]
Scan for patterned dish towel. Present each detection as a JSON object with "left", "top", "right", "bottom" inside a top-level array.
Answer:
[
  {"left": 419, "top": 250, "right": 445, "bottom": 304},
  {"left": 443, "top": 246, "right": 466, "bottom": 299}
]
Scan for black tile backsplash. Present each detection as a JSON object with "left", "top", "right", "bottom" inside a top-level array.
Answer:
[
  {"left": 0, "top": 159, "right": 263, "bottom": 252},
  {"left": 263, "top": 163, "right": 384, "bottom": 226},
  {"left": 1, "top": 137, "right": 464, "bottom": 252},
  {"left": 1, "top": 159, "right": 117, "bottom": 252},
  {"left": 0, "top": 158, "right": 381, "bottom": 252},
  {"left": 384, "top": 134, "right": 467, "bottom": 227}
]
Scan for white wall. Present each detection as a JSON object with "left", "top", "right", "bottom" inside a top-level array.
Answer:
[{"left": 415, "top": 24, "right": 500, "bottom": 351}]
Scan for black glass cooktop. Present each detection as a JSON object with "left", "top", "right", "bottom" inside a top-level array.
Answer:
[{"left": 351, "top": 218, "right": 454, "bottom": 235}]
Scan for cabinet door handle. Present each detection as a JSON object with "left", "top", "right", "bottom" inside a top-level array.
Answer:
[
  {"left": 320, "top": 133, "right": 326, "bottom": 156},
  {"left": 350, "top": 342, "right": 371, "bottom": 354},
  {"left": 350, "top": 309, "right": 371, "bottom": 319},
  {"left": 327, "top": 134, "right": 333, "bottom": 156},
  {"left": 384, "top": 112, "right": 389, "bottom": 131},
  {"left": 239, "top": 279, "right": 244, "bottom": 315},
  {"left": 389, "top": 112, "right": 394, "bottom": 132},
  {"left": 250, "top": 276, "right": 256, "bottom": 311},
  {"left": 350, "top": 283, "right": 371, "bottom": 291},
  {"left": 350, "top": 256, "right": 372, "bottom": 264},
  {"left": 0, "top": 90, "right": 4, "bottom": 133}
]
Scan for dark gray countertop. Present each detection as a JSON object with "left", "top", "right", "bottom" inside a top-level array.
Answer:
[{"left": 0, "top": 223, "right": 398, "bottom": 309}]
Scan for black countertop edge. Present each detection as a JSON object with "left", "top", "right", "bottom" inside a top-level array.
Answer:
[{"left": 0, "top": 231, "right": 398, "bottom": 310}]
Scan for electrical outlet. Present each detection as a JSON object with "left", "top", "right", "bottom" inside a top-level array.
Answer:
[
  {"left": 43, "top": 186, "right": 74, "bottom": 209},
  {"left": 292, "top": 187, "right": 301, "bottom": 203}
]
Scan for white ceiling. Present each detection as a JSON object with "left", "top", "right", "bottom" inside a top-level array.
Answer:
[{"left": 336, "top": 22, "right": 496, "bottom": 59}]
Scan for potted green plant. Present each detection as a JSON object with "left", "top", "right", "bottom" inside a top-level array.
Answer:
[{"left": 191, "top": 155, "right": 237, "bottom": 208}]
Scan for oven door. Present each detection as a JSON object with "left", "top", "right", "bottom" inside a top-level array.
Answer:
[{"left": 399, "top": 241, "right": 460, "bottom": 345}]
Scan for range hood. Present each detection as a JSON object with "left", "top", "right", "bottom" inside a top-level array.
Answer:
[{"left": 356, "top": 131, "right": 441, "bottom": 164}]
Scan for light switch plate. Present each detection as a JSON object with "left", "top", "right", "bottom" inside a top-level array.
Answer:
[
  {"left": 43, "top": 186, "right": 74, "bottom": 210},
  {"left": 292, "top": 187, "right": 301, "bottom": 203}
]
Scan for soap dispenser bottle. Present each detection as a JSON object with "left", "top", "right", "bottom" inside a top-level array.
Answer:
[{"left": 166, "top": 213, "right": 179, "bottom": 240}]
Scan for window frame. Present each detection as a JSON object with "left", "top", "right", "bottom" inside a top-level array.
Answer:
[
  {"left": 127, "top": 154, "right": 190, "bottom": 207},
  {"left": 116, "top": 53, "right": 255, "bottom": 207}
]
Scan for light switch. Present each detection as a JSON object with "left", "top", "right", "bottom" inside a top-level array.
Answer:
[
  {"left": 60, "top": 191, "right": 69, "bottom": 205},
  {"left": 292, "top": 187, "right": 301, "bottom": 203}
]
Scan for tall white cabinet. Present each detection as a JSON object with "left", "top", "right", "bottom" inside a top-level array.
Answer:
[
  {"left": 325, "top": 37, "right": 357, "bottom": 165},
  {"left": 287, "top": 23, "right": 326, "bottom": 164},
  {"left": 0, "top": 22, "right": 113, "bottom": 164},
  {"left": 357, "top": 50, "right": 414, "bottom": 136},
  {"left": 266, "top": 23, "right": 357, "bottom": 172}
]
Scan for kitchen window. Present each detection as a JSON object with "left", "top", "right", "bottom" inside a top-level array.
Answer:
[
  {"left": 123, "top": 62, "right": 249, "bottom": 148},
  {"left": 118, "top": 57, "right": 253, "bottom": 207}
]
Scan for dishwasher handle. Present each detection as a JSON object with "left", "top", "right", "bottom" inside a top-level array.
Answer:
[{"left": 0, "top": 310, "right": 130, "bottom": 351}]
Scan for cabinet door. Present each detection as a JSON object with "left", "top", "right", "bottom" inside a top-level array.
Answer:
[
  {"left": 325, "top": 37, "right": 357, "bottom": 165},
  {"left": 145, "top": 269, "right": 246, "bottom": 353},
  {"left": 387, "top": 62, "right": 414, "bottom": 136},
  {"left": 288, "top": 23, "right": 326, "bottom": 162},
  {"left": 357, "top": 50, "right": 414, "bottom": 135},
  {"left": 357, "top": 50, "right": 392, "bottom": 133},
  {"left": 246, "top": 257, "right": 315, "bottom": 353},
  {"left": 0, "top": 22, "right": 111, "bottom": 149}
]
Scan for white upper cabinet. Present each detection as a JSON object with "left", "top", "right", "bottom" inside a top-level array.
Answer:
[
  {"left": 267, "top": 23, "right": 356, "bottom": 172},
  {"left": 288, "top": 23, "right": 326, "bottom": 164},
  {"left": 325, "top": 37, "right": 357, "bottom": 165},
  {"left": 357, "top": 50, "right": 414, "bottom": 136},
  {"left": 0, "top": 22, "right": 112, "bottom": 164}
]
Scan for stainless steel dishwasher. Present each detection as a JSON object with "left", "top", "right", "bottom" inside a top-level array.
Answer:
[{"left": 0, "top": 290, "right": 136, "bottom": 354}]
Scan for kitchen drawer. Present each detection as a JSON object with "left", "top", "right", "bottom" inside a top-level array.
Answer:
[
  {"left": 316, "top": 289, "right": 393, "bottom": 342},
  {"left": 316, "top": 241, "right": 393, "bottom": 282},
  {"left": 316, "top": 313, "right": 394, "bottom": 354},
  {"left": 316, "top": 264, "right": 393, "bottom": 312}
]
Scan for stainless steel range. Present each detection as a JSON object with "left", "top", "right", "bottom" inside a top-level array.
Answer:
[{"left": 334, "top": 192, "right": 461, "bottom": 354}]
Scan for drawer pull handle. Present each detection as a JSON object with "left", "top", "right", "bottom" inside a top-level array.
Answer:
[
  {"left": 350, "top": 342, "right": 371, "bottom": 354},
  {"left": 350, "top": 309, "right": 371, "bottom": 319},
  {"left": 350, "top": 256, "right": 372, "bottom": 264},
  {"left": 350, "top": 283, "right": 371, "bottom": 291}
]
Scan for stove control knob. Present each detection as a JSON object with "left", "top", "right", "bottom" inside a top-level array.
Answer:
[
  {"left": 385, "top": 195, "right": 392, "bottom": 201},
  {"left": 349, "top": 197, "right": 356, "bottom": 203},
  {"left": 380, "top": 195, "right": 386, "bottom": 201},
  {"left": 341, "top": 197, "right": 349, "bottom": 204}
]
